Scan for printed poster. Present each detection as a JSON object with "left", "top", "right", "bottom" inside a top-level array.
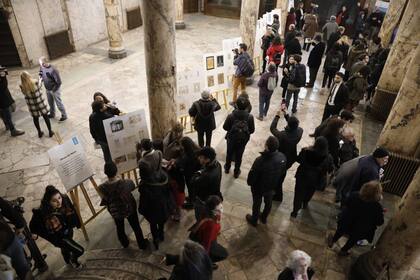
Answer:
[
  {"left": 176, "top": 68, "right": 205, "bottom": 116},
  {"left": 103, "top": 109, "right": 149, "bottom": 173},
  {"left": 203, "top": 51, "right": 227, "bottom": 91},
  {"left": 48, "top": 135, "right": 94, "bottom": 191}
]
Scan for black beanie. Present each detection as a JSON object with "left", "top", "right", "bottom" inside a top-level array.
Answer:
[
  {"left": 373, "top": 147, "right": 389, "bottom": 158},
  {"left": 197, "top": 147, "right": 216, "bottom": 161}
]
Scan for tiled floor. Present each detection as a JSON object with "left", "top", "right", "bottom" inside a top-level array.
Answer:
[{"left": 0, "top": 13, "right": 414, "bottom": 279}]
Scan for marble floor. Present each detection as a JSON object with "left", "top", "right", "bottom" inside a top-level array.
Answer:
[{"left": 1, "top": 13, "right": 417, "bottom": 280}]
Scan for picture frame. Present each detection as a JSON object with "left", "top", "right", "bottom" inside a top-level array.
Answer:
[{"left": 206, "top": 56, "right": 215, "bottom": 70}]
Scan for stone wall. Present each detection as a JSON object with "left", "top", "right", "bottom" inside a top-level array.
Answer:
[{"left": 6, "top": 0, "right": 142, "bottom": 65}]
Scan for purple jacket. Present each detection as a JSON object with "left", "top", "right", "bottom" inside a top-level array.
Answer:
[{"left": 258, "top": 71, "right": 278, "bottom": 96}]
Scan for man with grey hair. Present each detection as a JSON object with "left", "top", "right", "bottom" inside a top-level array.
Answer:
[
  {"left": 322, "top": 15, "right": 339, "bottom": 43},
  {"left": 39, "top": 57, "right": 67, "bottom": 121},
  {"left": 188, "top": 90, "right": 221, "bottom": 147}
]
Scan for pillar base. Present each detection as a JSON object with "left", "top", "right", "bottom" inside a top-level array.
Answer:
[
  {"left": 368, "top": 87, "right": 398, "bottom": 122},
  {"left": 175, "top": 21, "right": 186, "bottom": 29},
  {"left": 108, "top": 49, "right": 127, "bottom": 59}
]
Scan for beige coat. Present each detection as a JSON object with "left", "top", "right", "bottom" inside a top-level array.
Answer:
[{"left": 303, "top": 14, "right": 318, "bottom": 39}]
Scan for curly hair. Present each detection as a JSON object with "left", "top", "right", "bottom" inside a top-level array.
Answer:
[{"left": 360, "top": 181, "right": 382, "bottom": 202}]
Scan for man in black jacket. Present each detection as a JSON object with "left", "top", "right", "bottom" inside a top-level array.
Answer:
[
  {"left": 223, "top": 97, "right": 255, "bottom": 178},
  {"left": 0, "top": 197, "right": 33, "bottom": 280},
  {"left": 327, "top": 26, "right": 345, "bottom": 53},
  {"left": 321, "top": 72, "right": 349, "bottom": 121},
  {"left": 189, "top": 90, "right": 221, "bottom": 147},
  {"left": 306, "top": 35, "right": 326, "bottom": 88},
  {"left": 89, "top": 100, "right": 114, "bottom": 162},
  {"left": 270, "top": 109, "right": 303, "bottom": 201},
  {"left": 246, "top": 136, "right": 286, "bottom": 226}
]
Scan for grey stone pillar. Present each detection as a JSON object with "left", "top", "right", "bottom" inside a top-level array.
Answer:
[
  {"left": 175, "top": 0, "right": 186, "bottom": 29},
  {"left": 276, "top": 0, "right": 288, "bottom": 36},
  {"left": 369, "top": 0, "right": 420, "bottom": 121},
  {"left": 104, "top": 0, "right": 127, "bottom": 59},
  {"left": 378, "top": 0, "right": 407, "bottom": 48},
  {"left": 142, "top": 0, "right": 177, "bottom": 139},
  {"left": 240, "top": 0, "right": 260, "bottom": 59}
]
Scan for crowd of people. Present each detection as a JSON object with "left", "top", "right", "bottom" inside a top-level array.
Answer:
[{"left": 0, "top": 2, "right": 394, "bottom": 280}]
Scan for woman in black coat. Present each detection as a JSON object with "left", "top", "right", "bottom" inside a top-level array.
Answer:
[
  {"left": 138, "top": 139, "right": 174, "bottom": 250},
  {"left": 328, "top": 181, "right": 384, "bottom": 256},
  {"left": 30, "top": 185, "right": 84, "bottom": 268},
  {"left": 321, "top": 118, "right": 346, "bottom": 168},
  {"left": 280, "top": 56, "right": 294, "bottom": 99},
  {"left": 162, "top": 240, "right": 212, "bottom": 280},
  {"left": 291, "top": 137, "right": 333, "bottom": 218}
]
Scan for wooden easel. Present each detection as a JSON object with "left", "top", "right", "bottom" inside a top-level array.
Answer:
[
  {"left": 53, "top": 132, "right": 106, "bottom": 241},
  {"left": 120, "top": 168, "right": 139, "bottom": 186}
]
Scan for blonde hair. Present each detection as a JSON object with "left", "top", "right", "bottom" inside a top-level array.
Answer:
[
  {"left": 360, "top": 181, "right": 383, "bottom": 202},
  {"left": 20, "top": 71, "right": 37, "bottom": 95},
  {"left": 338, "top": 35, "right": 350, "bottom": 45}
]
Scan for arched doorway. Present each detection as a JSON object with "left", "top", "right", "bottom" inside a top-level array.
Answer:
[{"left": 0, "top": 9, "right": 21, "bottom": 67}]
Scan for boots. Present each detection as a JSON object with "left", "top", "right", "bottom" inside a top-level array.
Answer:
[{"left": 11, "top": 129, "right": 25, "bottom": 137}]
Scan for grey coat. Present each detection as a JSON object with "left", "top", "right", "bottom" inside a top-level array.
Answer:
[{"left": 322, "top": 21, "right": 339, "bottom": 42}]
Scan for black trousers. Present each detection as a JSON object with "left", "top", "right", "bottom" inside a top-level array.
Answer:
[
  {"left": 308, "top": 67, "right": 319, "bottom": 86},
  {"left": 197, "top": 130, "right": 212, "bottom": 147},
  {"left": 114, "top": 211, "right": 146, "bottom": 248},
  {"left": 332, "top": 230, "right": 358, "bottom": 252},
  {"left": 0, "top": 107, "right": 14, "bottom": 131},
  {"left": 150, "top": 222, "right": 165, "bottom": 241},
  {"left": 225, "top": 140, "right": 247, "bottom": 172},
  {"left": 274, "top": 170, "right": 287, "bottom": 201},
  {"left": 209, "top": 241, "right": 228, "bottom": 263},
  {"left": 98, "top": 141, "right": 112, "bottom": 163},
  {"left": 262, "top": 49, "right": 268, "bottom": 73},
  {"left": 322, "top": 69, "right": 336, "bottom": 88},
  {"left": 251, "top": 192, "right": 273, "bottom": 222},
  {"left": 32, "top": 114, "right": 52, "bottom": 133},
  {"left": 322, "top": 104, "right": 341, "bottom": 121},
  {"left": 58, "top": 233, "right": 84, "bottom": 264},
  {"left": 292, "top": 184, "right": 316, "bottom": 214}
]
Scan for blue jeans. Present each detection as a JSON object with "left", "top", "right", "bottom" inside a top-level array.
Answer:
[
  {"left": 46, "top": 88, "right": 67, "bottom": 118},
  {"left": 259, "top": 93, "right": 272, "bottom": 118},
  {"left": 2, "top": 236, "right": 31, "bottom": 280},
  {"left": 0, "top": 107, "right": 14, "bottom": 131}
]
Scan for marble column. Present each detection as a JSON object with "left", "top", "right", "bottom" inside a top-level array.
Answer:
[
  {"left": 175, "top": 0, "right": 186, "bottom": 29},
  {"left": 377, "top": 45, "right": 420, "bottom": 158},
  {"left": 240, "top": 0, "right": 260, "bottom": 59},
  {"left": 104, "top": 0, "right": 126, "bottom": 59},
  {"left": 141, "top": 0, "right": 177, "bottom": 139},
  {"left": 352, "top": 167, "right": 420, "bottom": 279},
  {"left": 378, "top": 0, "right": 407, "bottom": 47},
  {"left": 276, "top": 0, "right": 288, "bottom": 36},
  {"left": 369, "top": 0, "right": 420, "bottom": 121}
]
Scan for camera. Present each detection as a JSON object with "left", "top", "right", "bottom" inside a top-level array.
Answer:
[{"left": 232, "top": 48, "right": 239, "bottom": 54}]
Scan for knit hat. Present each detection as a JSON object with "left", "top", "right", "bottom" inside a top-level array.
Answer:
[
  {"left": 373, "top": 147, "right": 389, "bottom": 158},
  {"left": 201, "top": 90, "right": 211, "bottom": 100},
  {"left": 197, "top": 147, "right": 216, "bottom": 161}
]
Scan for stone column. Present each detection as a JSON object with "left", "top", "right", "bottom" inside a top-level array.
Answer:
[
  {"left": 104, "top": 0, "right": 126, "bottom": 59},
  {"left": 369, "top": 0, "right": 420, "bottom": 121},
  {"left": 351, "top": 167, "right": 420, "bottom": 279},
  {"left": 240, "top": 0, "right": 260, "bottom": 59},
  {"left": 276, "top": 0, "right": 288, "bottom": 36},
  {"left": 378, "top": 0, "right": 407, "bottom": 48},
  {"left": 377, "top": 45, "right": 420, "bottom": 158},
  {"left": 175, "top": 0, "right": 186, "bottom": 29},
  {"left": 141, "top": 0, "right": 177, "bottom": 139}
]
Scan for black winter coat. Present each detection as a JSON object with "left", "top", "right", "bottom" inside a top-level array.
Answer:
[
  {"left": 295, "top": 148, "right": 334, "bottom": 191},
  {"left": 191, "top": 160, "right": 223, "bottom": 202},
  {"left": 270, "top": 115, "right": 303, "bottom": 169},
  {"left": 29, "top": 195, "right": 81, "bottom": 247},
  {"left": 285, "top": 38, "right": 302, "bottom": 56},
  {"left": 166, "top": 253, "right": 212, "bottom": 280},
  {"left": 325, "top": 82, "right": 349, "bottom": 109},
  {"left": 351, "top": 155, "right": 381, "bottom": 192},
  {"left": 189, "top": 98, "right": 221, "bottom": 132},
  {"left": 0, "top": 76, "right": 14, "bottom": 109},
  {"left": 89, "top": 111, "right": 113, "bottom": 143},
  {"left": 0, "top": 197, "right": 26, "bottom": 250},
  {"left": 223, "top": 109, "right": 255, "bottom": 143},
  {"left": 321, "top": 132, "right": 341, "bottom": 168},
  {"left": 277, "top": 267, "right": 315, "bottom": 280},
  {"left": 247, "top": 151, "right": 287, "bottom": 195},
  {"left": 338, "top": 192, "right": 384, "bottom": 242},
  {"left": 307, "top": 42, "right": 326, "bottom": 69},
  {"left": 327, "top": 31, "right": 341, "bottom": 52}
]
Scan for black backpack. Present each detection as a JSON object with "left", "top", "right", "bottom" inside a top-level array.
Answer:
[
  {"left": 292, "top": 64, "right": 306, "bottom": 87},
  {"left": 241, "top": 57, "right": 255, "bottom": 77},
  {"left": 273, "top": 50, "right": 282, "bottom": 64},
  {"left": 329, "top": 54, "right": 341, "bottom": 70},
  {"left": 230, "top": 116, "right": 250, "bottom": 143}
]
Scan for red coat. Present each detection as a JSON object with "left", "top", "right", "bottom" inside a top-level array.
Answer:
[
  {"left": 285, "top": 13, "right": 296, "bottom": 34},
  {"left": 267, "top": 44, "right": 285, "bottom": 64},
  {"left": 197, "top": 218, "right": 221, "bottom": 252}
]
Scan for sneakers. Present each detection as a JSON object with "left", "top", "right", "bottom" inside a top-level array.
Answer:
[
  {"left": 246, "top": 214, "right": 257, "bottom": 227},
  {"left": 59, "top": 116, "right": 67, "bottom": 122},
  {"left": 11, "top": 129, "right": 25, "bottom": 137}
]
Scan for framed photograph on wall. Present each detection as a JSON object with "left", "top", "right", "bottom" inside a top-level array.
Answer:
[
  {"left": 217, "top": 73, "right": 224, "bottom": 85},
  {"left": 207, "top": 75, "right": 215, "bottom": 87},
  {"left": 206, "top": 56, "right": 215, "bottom": 70},
  {"left": 217, "top": 55, "right": 224, "bottom": 67}
]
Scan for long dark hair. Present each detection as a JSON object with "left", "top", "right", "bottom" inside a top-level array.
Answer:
[
  {"left": 181, "top": 240, "right": 213, "bottom": 280},
  {"left": 323, "top": 118, "right": 345, "bottom": 138},
  {"left": 40, "top": 185, "right": 62, "bottom": 212},
  {"left": 181, "top": 137, "right": 200, "bottom": 159},
  {"left": 312, "top": 136, "right": 329, "bottom": 156},
  {"left": 93, "top": 92, "right": 110, "bottom": 104}
]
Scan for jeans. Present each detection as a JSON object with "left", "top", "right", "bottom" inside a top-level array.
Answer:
[
  {"left": 0, "top": 107, "right": 14, "bottom": 131},
  {"left": 232, "top": 76, "right": 246, "bottom": 102},
  {"left": 258, "top": 93, "right": 272, "bottom": 118},
  {"left": 285, "top": 89, "right": 300, "bottom": 113},
  {"left": 114, "top": 211, "right": 146, "bottom": 248},
  {"left": 46, "top": 88, "right": 67, "bottom": 118},
  {"left": 2, "top": 236, "right": 31, "bottom": 280},
  {"left": 251, "top": 192, "right": 273, "bottom": 222},
  {"left": 197, "top": 130, "right": 212, "bottom": 147},
  {"left": 308, "top": 67, "right": 319, "bottom": 86},
  {"left": 225, "top": 139, "right": 247, "bottom": 173}
]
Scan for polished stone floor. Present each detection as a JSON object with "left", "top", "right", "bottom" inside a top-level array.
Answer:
[{"left": 1, "top": 14, "right": 418, "bottom": 279}]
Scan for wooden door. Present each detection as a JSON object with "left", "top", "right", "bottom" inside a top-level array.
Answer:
[
  {"left": 184, "top": 0, "right": 199, "bottom": 13},
  {"left": 0, "top": 10, "right": 21, "bottom": 67}
]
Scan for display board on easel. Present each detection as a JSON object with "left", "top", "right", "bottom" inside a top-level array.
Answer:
[
  {"left": 48, "top": 135, "right": 105, "bottom": 240},
  {"left": 203, "top": 51, "right": 228, "bottom": 92},
  {"left": 176, "top": 67, "right": 205, "bottom": 117}
]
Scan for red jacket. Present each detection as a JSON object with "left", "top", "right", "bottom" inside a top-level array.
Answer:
[
  {"left": 197, "top": 218, "right": 221, "bottom": 252},
  {"left": 267, "top": 44, "right": 285, "bottom": 64}
]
